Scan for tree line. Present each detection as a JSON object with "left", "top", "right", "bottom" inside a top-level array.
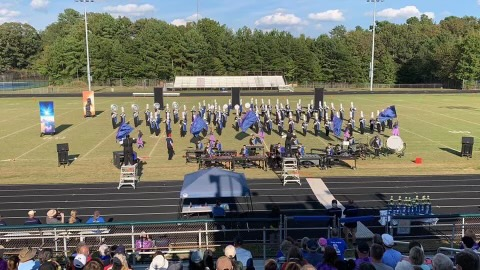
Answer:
[{"left": 0, "top": 9, "right": 479, "bottom": 86}]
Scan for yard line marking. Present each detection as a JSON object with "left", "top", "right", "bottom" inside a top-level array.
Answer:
[
  {"left": 148, "top": 130, "right": 166, "bottom": 157},
  {"left": 80, "top": 129, "right": 119, "bottom": 160}
]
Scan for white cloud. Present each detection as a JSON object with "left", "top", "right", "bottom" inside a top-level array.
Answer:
[
  {"left": 255, "top": 11, "right": 304, "bottom": 26},
  {"left": 377, "top": 6, "right": 434, "bottom": 20},
  {"left": 308, "top": 10, "right": 345, "bottom": 22},
  {"left": 30, "top": 0, "right": 49, "bottom": 10},
  {"left": 171, "top": 13, "right": 202, "bottom": 26},
  {"left": 0, "top": 8, "right": 20, "bottom": 24},
  {"left": 103, "top": 4, "right": 155, "bottom": 17},
  {"left": 478, "top": 0, "right": 480, "bottom": 5}
]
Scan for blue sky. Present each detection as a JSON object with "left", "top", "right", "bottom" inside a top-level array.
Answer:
[{"left": 0, "top": 0, "right": 479, "bottom": 36}]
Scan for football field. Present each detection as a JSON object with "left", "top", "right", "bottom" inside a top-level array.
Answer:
[{"left": 0, "top": 93, "right": 479, "bottom": 185}]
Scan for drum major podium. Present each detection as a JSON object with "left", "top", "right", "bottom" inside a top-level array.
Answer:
[
  {"left": 282, "top": 157, "right": 301, "bottom": 185},
  {"left": 119, "top": 164, "right": 139, "bottom": 189}
]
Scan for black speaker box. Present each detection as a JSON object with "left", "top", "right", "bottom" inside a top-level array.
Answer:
[
  {"left": 113, "top": 151, "right": 124, "bottom": 169},
  {"left": 462, "top": 137, "right": 474, "bottom": 145},
  {"left": 231, "top": 88, "right": 241, "bottom": 107},
  {"left": 153, "top": 87, "right": 164, "bottom": 110},
  {"left": 58, "top": 151, "right": 68, "bottom": 166},
  {"left": 56, "top": 143, "right": 69, "bottom": 152},
  {"left": 461, "top": 144, "right": 473, "bottom": 157},
  {"left": 314, "top": 88, "right": 324, "bottom": 110}
]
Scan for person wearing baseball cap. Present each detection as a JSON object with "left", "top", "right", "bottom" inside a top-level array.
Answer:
[
  {"left": 24, "top": 210, "right": 41, "bottom": 225},
  {"left": 18, "top": 247, "right": 40, "bottom": 270},
  {"left": 381, "top": 234, "right": 402, "bottom": 269}
]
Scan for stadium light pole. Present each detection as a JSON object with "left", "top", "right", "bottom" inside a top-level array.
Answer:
[
  {"left": 76, "top": 0, "right": 93, "bottom": 92},
  {"left": 367, "top": 0, "right": 383, "bottom": 92}
]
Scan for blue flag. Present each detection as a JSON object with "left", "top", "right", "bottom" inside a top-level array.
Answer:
[
  {"left": 190, "top": 114, "right": 207, "bottom": 136},
  {"left": 379, "top": 105, "right": 397, "bottom": 122},
  {"left": 333, "top": 116, "right": 343, "bottom": 137},
  {"left": 241, "top": 111, "right": 257, "bottom": 132},
  {"left": 116, "top": 123, "right": 134, "bottom": 141}
]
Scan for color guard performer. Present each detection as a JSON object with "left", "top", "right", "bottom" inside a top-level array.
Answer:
[
  {"left": 145, "top": 105, "right": 150, "bottom": 127},
  {"left": 314, "top": 118, "right": 321, "bottom": 136},
  {"left": 288, "top": 118, "right": 295, "bottom": 133},
  {"left": 302, "top": 121, "right": 308, "bottom": 136}
]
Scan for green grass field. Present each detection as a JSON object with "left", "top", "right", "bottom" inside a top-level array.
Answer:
[{"left": 0, "top": 93, "right": 479, "bottom": 185}]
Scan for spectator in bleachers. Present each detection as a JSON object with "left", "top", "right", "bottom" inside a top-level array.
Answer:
[
  {"left": 0, "top": 245, "right": 6, "bottom": 270},
  {"left": 327, "top": 229, "right": 347, "bottom": 261},
  {"left": 24, "top": 210, "right": 41, "bottom": 225},
  {"left": 460, "top": 236, "right": 476, "bottom": 250},
  {"left": 264, "top": 259, "right": 277, "bottom": 270},
  {"left": 0, "top": 214, "right": 6, "bottom": 226},
  {"left": 326, "top": 201, "right": 342, "bottom": 228},
  {"left": 282, "top": 246, "right": 308, "bottom": 270},
  {"left": 203, "top": 249, "right": 214, "bottom": 270},
  {"left": 73, "top": 243, "right": 90, "bottom": 270},
  {"left": 106, "top": 257, "right": 121, "bottom": 270},
  {"left": 224, "top": 245, "right": 242, "bottom": 270},
  {"left": 112, "top": 255, "right": 129, "bottom": 270},
  {"left": 372, "top": 235, "right": 383, "bottom": 246},
  {"left": 38, "top": 249, "right": 60, "bottom": 270},
  {"left": 455, "top": 250, "right": 479, "bottom": 270},
  {"left": 284, "top": 262, "right": 301, "bottom": 270},
  {"left": 68, "top": 210, "right": 82, "bottom": 224},
  {"left": 304, "top": 239, "right": 323, "bottom": 267},
  {"left": 462, "top": 229, "right": 479, "bottom": 250},
  {"left": 95, "top": 244, "right": 111, "bottom": 266},
  {"left": 18, "top": 247, "right": 40, "bottom": 270},
  {"left": 135, "top": 232, "right": 154, "bottom": 252},
  {"left": 277, "top": 240, "right": 294, "bottom": 262},
  {"left": 216, "top": 256, "right": 233, "bottom": 270},
  {"left": 189, "top": 250, "right": 204, "bottom": 270},
  {"left": 102, "top": 246, "right": 125, "bottom": 270},
  {"left": 301, "top": 238, "right": 311, "bottom": 257},
  {"left": 370, "top": 244, "right": 392, "bottom": 270},
  {"left": 431, "top": 254, "right": 452, "bottom": 270},
  {"left": 316, "top": 246, "right": 338, "bottom": 270},
  {"left": 301, "top": 264, "right": 316, "bottom": 270},
  {"left": 8, "top": 256, "right": 20, "bottom": 270},
  {"left": 381, "top": 234, "right": 402, "bottom": 269},
  {"left": 359, "top": 263, "right": 376, "bottom": 270},
  {"left": 46, "top": 210, "right": 64, "bottom": 224},
  {"left": 234, "top": 237, "right": 253, "bottom": 269},
  {"left": 343, "top": 200, "right": 359, "bottom": 244},
  {"left": 408, "top": 247, "right": 428, "bottom": 270},
  {"left": 394, "top": 261, "right": 413, "bottom": 270},
  {"left": 318, "top": 238, "right": 327, "bottom": 252},
  {"left": 84, "top": 260, "right": 103, "bottom": 270},
  {"left": 86, "top": 211, "right": 105, "bottom": 224},
  {"left": 354, "top": 242, "right": 371, "bottom": 270}
]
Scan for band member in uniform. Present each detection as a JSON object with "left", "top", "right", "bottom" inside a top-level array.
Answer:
[
  {"left": 371, "top": 135, "right": 382, "bottom": 157},
  {"left": 278, "top": 118, "right": 284, "bottom": 134},
  {"left": 296, "top": 105, "right": 301, "bottom": 123},
  {"left": 233, "top": 116, "right": 239, "bottom": 131},
  {"left": 173, "top": 107, "right": 179, "bottom": 123},
  {"left": 180, "top": 119, "right": 187, "bottom": 137},
  {"left": 376, "top": 118, "right": 381, "bottom": 134},
  {"left": 215, "top": 140, "right": 223, "bottom": 152},
  {"left": 387, "top": 118, "right": 393, "bottom": 129},
  {"left": 120, "top": 107, "right": 126, "bottom": 124},
  {"left": 348, "top": 119, "right": 354, "bottom": 135},
  {"left": 196, "top": 140, "right": 204, "bottom": 151},
  {"left": 133, "top": 108, "right": 139, "bottom": 127},
  {"left": 149, "top": 111, "right": 155, "bottom": 135},
  {"left": 369, "top": 118, "right": 375, "bottom": 134},
  {"left": 145, "top": 105, "right": 151, "bottom": 127},
  {"left": 325, "top": 143, "right": 334, "bottom": 167},
  {"left": 359, "top": 117, "right": 365, "bottom": 135},
  {"left": 325, "top": 119, "right": 331, "bottom": 137},
  {"left": 241, "top": 145, "right": 249, "bottom": 157},
  {"left": 381, "top": 120, "right": 386, "bottom": 132},
  {"left": 288, "top": 118, "right": 295, "bottom": 133},
  {"left": 249, "top": 134, "right": 257, "bottom": 146},
  {"left": 285, "top": 132, "right": 293, "bottom": 157},
  {"left": 314, "top": 118, "right": 321, "bottom": 136},
  {"left": 154, "top": 110, "right": 161, "bottom": 136},
  {"left": 166, "top": 134, "right": 174, "bottom": 160},
  {"left": 302, "top": 121, "right": 308, "bottom": 136},
  {"left": 111, "top": 109, "right": 118, "bottom": 129}
]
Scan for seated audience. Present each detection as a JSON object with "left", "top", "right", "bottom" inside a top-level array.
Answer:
[
  {"left": 234, "top": 237, "right": 253, "bottom": 270},
  {"left": 68, "top": 210, "right": 82, "bottom": 224},
  {"left": 24, "top": 210, "right": 41, "bottom": 225},
  {"left": 393, "top": 261, "right": 412, "bottom": 270},
  {"left": 149, "top": 254, "right": 168, "bottom": 270},
  {"left": 408, "top": 247, "right": 428, "bottom": 270},
  {"left": 327, "top": 229, "right": 347, "bottom": 261},
  {"left": 431, "top": 254, "right": 452, "bottom": 270},
  {"left": 461, "top": 230, "right": 479, "bottom": 250},
  {"left": 460, "top": 236, "right": 476, "bottom": 250},
  {"left": 135, "top": 232, "right": 154, "bottom": 252},
  {"left": 304, "top": 239, "right": 323, "bottom": 266},
  {"left": 354, "top": 242, "right": 371, "bottom": 270},
  {"left": 86, "top": 211, "right": 105, "bottom": 224},
  {"left": 455, "top": 250, "right": 479, "bottom": 270},
  {"left": 8, "top": 255, "right": 20, "bottom": 270},
  {"left": 224, "top": 245, "right": 242, "bottom": 270},
  {"left": 316, "top": 246, "right": 338, "bottom": 270},
  {"left": 370, "top": 244, "right": 392, "bottom": 270},
  {"left": 189, "top": 250, "right": 204, "bottom": 270},
  {"left": 46, "top": 209, "right": 64, "bottom": 224},
  {"left": 265, "top": 259, "right": 277, "bottom": 270},
  {"left": 18, "top": 248, "right": 40, "bottom": 270},
  {"left": 216, "top": 256, "right": 233, "bottom": 270},
  {"left": 381, "top": 234, "right": 402, "bottom": 269}
]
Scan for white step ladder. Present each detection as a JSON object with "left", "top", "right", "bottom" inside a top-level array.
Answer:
[
  {"left": 119, "top": 164, "right": 138, "bottom": 189},
  {"left": 282, "top": 158, "right": 300, "bottom": 185}
]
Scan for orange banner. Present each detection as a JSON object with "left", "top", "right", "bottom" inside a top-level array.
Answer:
[{"left": 82, "top": 91, "right": 95, "bottom": 117}]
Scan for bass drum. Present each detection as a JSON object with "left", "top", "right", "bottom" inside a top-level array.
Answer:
[{"left": 387, "top": 136, "right": 404, "bottom": 152}]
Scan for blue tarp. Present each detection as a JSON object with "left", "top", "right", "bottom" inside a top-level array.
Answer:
[
  {"left": 190, "top": 115, "right": 207, "bottom": 136},
  {"left": 241, "top": 111, "right": 257, "bottom": 132},
  {"left": 116, "top": 123, "right": 134, "bottom": 141},
  {"left": 180, "top": 168, "right": 251, "bottom": 199},
  {"left": 333, "top": 116, "right": 343, "bottom": 137},
  {"left": 379, "top": 105, "right": 397, "bottom": 122}
]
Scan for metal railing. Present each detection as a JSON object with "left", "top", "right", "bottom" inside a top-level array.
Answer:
[{"left": 1, "top": 214, "right": 480, "bottom": 263}]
